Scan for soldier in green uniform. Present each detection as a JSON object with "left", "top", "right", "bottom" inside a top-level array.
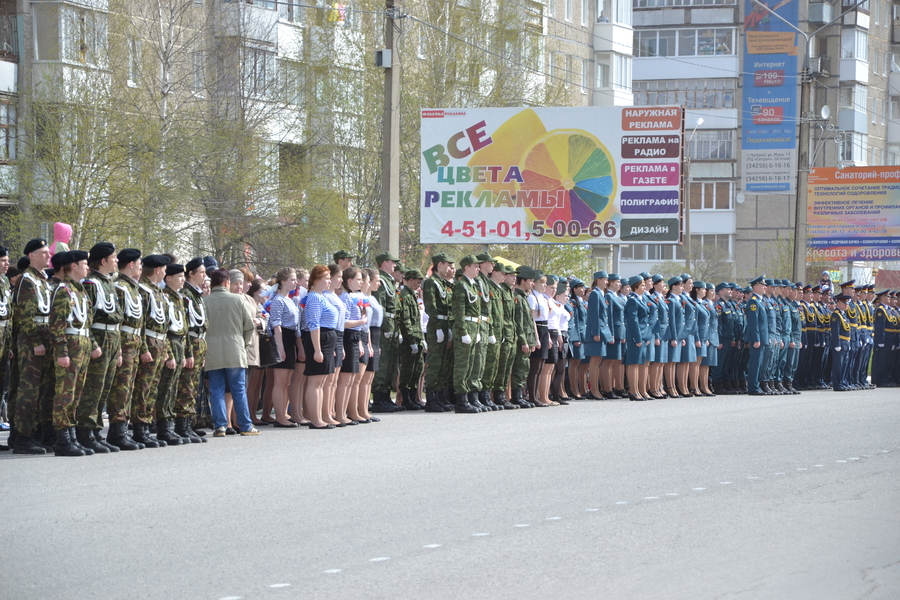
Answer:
[
  {"left": 131, "top": 254, "right": 173, "bottom": 448},
  {"left": 175, "top": 257, "right": 208, "bottom": 441},
  {"left": 397, "top": 269, "right": 426, "bottom": 410},
  {"left": 333, "top": 250, "right": 355, "bottom": 270},
  {"left": 451, "top": 255, "right": 483, "bottom": 413},
  {"left": 473, "top": 252, "right": 501, "bottom": 411},
  {"left": 49, "top": 251, "right": 98, "bottom": 456},
  {"left": 489, "top": 263, "right": 518, "bottom": 409},
  {"left": 77, "top": 242, "right": 123, "bottom": 453},
  {"left": 371, "top": 251, "right": 402, "bottom": 413},
  {"left": 422, "top": 253, "right": 455, "bottom": 412},
  {"left": 156, "top": 263, "right": 198, "bottom": 445},
  {"left": 511, "top": 266, "right": 538, "bottom": 408},
  {"left": 12, "top": 239, "right": 55, "bottom": 454},
  {"left": 108, "top": 249, "right": 145, "bottom": 450}
]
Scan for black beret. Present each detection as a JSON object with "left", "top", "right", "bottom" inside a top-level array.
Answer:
[
  {"left": 117, "top": 248, "right": 142, "bottom": 264},
  {"left": 57, "top": 250, "right": 87, "bottom": 267},
  {"left": 143, "top": 254, "right": 171, "bottom": 269},
  {"left": 185, "top": 257, "right": 204, "bottom": 273},
  {"left": 165, "top": 263, "right": 184, "bottom": 276},
  {"left": 202, "top": 256, "right": 219, "bottom": 271},
  {"left": 23, "top": 238, "right": 47, "bottom": 255},
  {"left": 50, "top": 252, "right": 65, "bottom": 270},
  {"left": 89, "top": 242, "right": 115, "bottom": 262},
  {"left": 0, "top": 245, "right": 7, "bottom": 258},
  {"left": 16, "top": 256, "right": 29, "bottom": 270}
]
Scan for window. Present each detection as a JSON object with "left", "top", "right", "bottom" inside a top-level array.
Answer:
[
  {"left": 840, "top": 29, "right": 868, "bottom": 61},
  {"left": 633, "top": 0, "right": 735, "bottom": 6},
  {"left": 192, "top": 51, "right": 205, "bottom": 92},
  {"left": 226, "top": 0, "right": 276, "bottom": 8},
  {"left": 612, "top": 53, "right": 630, "bottom": 89},
  {"left": 839, "top": 133, "right": 868, "bottom": 163},
  {"left": 571, "top": 56, "right": 584, "bottom": 90},
  {"left": 62, "top": 7, "right": 107, "bottom": 66},
  {"left": 633, "top": 79, "right": 736, "bottom": 109},
  {"left": 840, "top": 84, "right": 867, "bottom": 112},
  {"left": 688, "top": 181, "right": 733, "bottom": 210},
  {"left": 522, "top": 32, "right": 543, "bottom": 71},
  {"left": 889, "top": 145, "right": 900, "bottom": 165},
  {"left": 872, "top": 98, "right": 877, "bottom": 123},
  {"left": 280, "top": 59, "right": 304, "bottom": 105},
  {"left": 582, "top": 0, "right": 589, "bottom": 25},
  {"left": 582, "top": 59, "right": 589, "bottom": 93},
  {"left": 620, "top": 244, "right": 675, "bottom": 262},
  {"left": 675, "top": 234, "right": 733, "bottom": 262},
  {"left": 566, "top": 0, "right": 573, "bottom": 20},
  {"left": 0, "top": 103, "right": 16, "bottom": 162},
  {"left": 688, "top": 130, "right": 734, "bottom": 160},
  {"left": 33, "top": 4, "right": 59, "bottom": 60},
  {"left": 243, "top": 47, "right": 276, "bottom": 97},
  {"left": 634, "top": 28, "right": 736, "bottom": 57},
  {"left": 128, "top": 38, "right": 141, "bottom": 86},
  {"left": 597, "top": 61, "right": 610, "bottom": 88},
  {"left": 892, "top": 96, "right": 900, "bottom": 119},
  {"left": 525, "top": 0, "right": 545, "bottom": 31},
  {"left": 279, "top": 0, "right": 301, "bottom": 22}
]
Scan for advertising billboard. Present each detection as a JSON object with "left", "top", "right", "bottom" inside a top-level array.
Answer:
[
  {"left": 807, "top": 167, "right": 900, "bottom": 262},
  {"left": 419, "top": 106, "right": 684, "bottom": 244},
  {"left": 740, "top": 0, "right": 800, "bottom": 193}
]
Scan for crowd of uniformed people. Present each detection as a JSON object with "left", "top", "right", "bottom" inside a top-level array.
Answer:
[{"left": 1, "top": 239, "right": 898, "bottom": 457}]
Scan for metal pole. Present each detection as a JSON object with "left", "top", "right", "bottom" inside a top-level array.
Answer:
[
  {"left": 380, "top": 0, "right": 400, "bottom": 255},
  {"left": 793, "top": 69, "right": 811, "bottom": 282}
]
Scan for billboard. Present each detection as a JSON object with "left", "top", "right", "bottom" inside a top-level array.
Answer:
[
  {"left": 419, "top": 106, "right": 684, "bottom": 244},
  {"left": 807, "top": 167, "right": 900, "bottom": 262},
  {"left": 740, "top": 0, "right": 800, "bottom": 193}
]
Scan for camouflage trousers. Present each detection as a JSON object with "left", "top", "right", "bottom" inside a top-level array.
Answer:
[
  {"left": 0, "top": 324, "right": 10, "bottom": 416},
  {"left": 108, "top": 331, "right": 141, "bottom": 424},
  {"left": 398, "top": 342, "right": 425, "bottom": 390},
  {"left": 510, "top": 346, "right": 531, "bottom": 391},
  {"left": 471, "top": 322, "right": 488, "bottom": 388},
  {"left": 13, "top": 329, "right": 55, "bottom": 436},
  {"left": 372, "top": 330, "right": 399, "bottom": 395},
  {"left": 76, "top": 329, "right": 120, "bottom": 430},
  {"left": 423, "top": 326, "right": 452, "bottom": 392},
  {"left": 130, "top": 336, "right": 168, "bottom": 425},
  {"left": 175, "top": 336, "right": 206, "bottom": 417},
  {"left": 491, "top": 338, "right": 515, "bottom": 392},
  {"left": 156, "top": 337, "right": 184, "bottom": 422},
  {"left": 452, "top": 335, "right": 478, "bottom": 393},
  {"left": 481, "top": 334, "right": 501, "bottom": 391},
  {"left": 53, "top": 335, "right": 92, "bottom": 429}
]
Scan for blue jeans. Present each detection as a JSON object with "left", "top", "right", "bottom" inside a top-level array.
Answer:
[{"left": 207, "top": 368, "right": 253, "bottom": 432}]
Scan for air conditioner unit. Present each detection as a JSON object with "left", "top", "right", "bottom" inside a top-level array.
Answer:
[{"left": 375, "top": 49, "right": 391, "bottom": 68}]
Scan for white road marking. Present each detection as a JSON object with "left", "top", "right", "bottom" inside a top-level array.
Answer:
[
  {"left": 513, "top": 524, "right": 530, "bottom": 528},
  {"left": 423, "top": 544, "right": 442, "bottom": 549},
  {"left": 719, "top": 482, "right": 733, "bottom": 485},
  {"left": 269, "top": 583, "right": 291, "bottom": 588},
  {"left": 472, "top": 532, "right": 490, "bottom": 537},
  {"left": 814, "top": 465, "right": 824, "bottom": 467},
  {"left": 615, "top": 501, "right": 630, "bottom": 505},
  {"left": 848, "top": 457, "right": 860, "bottom": 461},
  {"left": 774, "top": 472, "right": 786, "bottom": 475},
  {"left": 369, "top": 557, "right": 390, "bottom": 562},
  {"left": 747, "top": 476, "right": 760, "bottom": 479},
  {"left": 220, "top": 597, "right": 242, "bottom": 600},
  {"left": 665, "top": 492, "right": 679, "bottom": 496},
  {"left": 796, "top": 468, "right": 807, "bottom": 471},
  {"left": 880, "top": 450, "right": 889, "bottom": 453},
  {"left": 644, "top": 496, "right": 659, "bottom": 500},
  {"left": 692, "top": 487, "right": 706, "bottom": 491},
  {"left": 586, "top": 508, "right": 600, "bottom": 512},
  {"left": 546, "top": 517, "right": 562, "bottom": 520},
  {"left": 323, "top": 569, "right": 342, "bottom": 574},
  {"left": 836, "top": 460, "right": 847, "bottom": 463}
]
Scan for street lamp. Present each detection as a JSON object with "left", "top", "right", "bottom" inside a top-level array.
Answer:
[{"left": 684, "top": 117, "right": 704, "bottom": 270}]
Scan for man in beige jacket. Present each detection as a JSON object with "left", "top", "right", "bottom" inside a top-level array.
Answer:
[{"left": 203, "top": 268, "right": 259, "bottom": 437}]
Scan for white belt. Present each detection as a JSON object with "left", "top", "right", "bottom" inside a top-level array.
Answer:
[
  {"left": 481, "top": 316, "right": 490, "bottom": 323},
  {"left": 91, "top": 323, "right": 120, "bottom": 332},
  {"left": 0, "top": 319, "right": 9, "bottom": 327},
  {"left": 464, "top": 316, "right": 479, "bottom": 322},
  {"left": 145, "top": 329, "right": 166, "bottom": 341},
  {"left": 121, "top": 325, "right": 141, "bottom": 336},
  {"left": 188, "top": 331, "right": 206, "bottom": 339},
  {"left": 384, "top": 311, "right": 396, "bottom": 318},
  {"left": 34, "top": 316, "right": 49, "bottom": 324},
  {"left": 64, "top": 327, "right": 89, "bottom": 337},
  {"left": 435, "top": 315, "right": 449, "bottom": 320}
]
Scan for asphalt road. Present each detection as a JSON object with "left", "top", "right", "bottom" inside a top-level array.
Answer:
[{"left": 2, "top": 389, "right": 898, "bottom": 600}]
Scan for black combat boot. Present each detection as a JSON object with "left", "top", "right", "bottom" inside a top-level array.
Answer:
[
  {"left": 370, "top": 391, "right": 401, "bottom": 413},
  {"left": 784, "top": 379, "right": 799, "bottom": 394},
  {"left": 511, "top": 389, "right": 534, "bottom": 409},
  {"left": 494, "top": 390, "right": 517, "bottom": 410},
  {"left": 76, "top": 427, "right": 109, "bottom": 454},
  {"left": 424, "top": 389, "right": 444, "bottom": 412},
  {"left": 468, "top": 391, "right": 486, "bottom": 412},
  {"left": 106, "top": 421, "right": 140, "bottom": 451},
  {"left": 440, "top": 389, "right": 455, "bottom": 411},
  {"left": 94, "top": 429, "right": 120, "bottom": 452},
  {"left": 773, "top": 380, "right": 787, "bottom": 394},
  {"left": 155, "top": 419, "right": 184, "bottom": 445},
  {"left": 132, "top": 423, "right": 163, "bottom": 448},
  {"left": 400, "top": 389, "right": 422, "bottom": 411},
  {"left": 53, "top": 427, "right": 85, "bottom": 457},
  {"left": 175, "top": 417, "right": 202, "bottom": 443},
  {"left": 183, "top": 416, "right": 207, "bottom": 443},
  {"left": 40, "top": 422, "right": 56, "bottom": 450},
  {"left": 12, "top": 427, "right": 47, "bottom": 455},
  {"left": 454, "top": 393, "right": 478, "bottom": 414},
  {"left": 480, "top": 390, "right": 501, "bottom": 411},
  {"left": 69, "top": 427, "right": 95, "bottom": 455}
]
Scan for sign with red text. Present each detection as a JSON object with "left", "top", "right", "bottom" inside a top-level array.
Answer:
[{"left": 419, "top": 106, "right": 684, "bottom": 244}]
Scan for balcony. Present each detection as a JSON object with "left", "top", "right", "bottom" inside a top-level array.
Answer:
[
  {"left": 809, "top": 2, "right": 833, "bottom": 24},
  {"left": 215, "top": 2, "right": 279, "bottom": 45},
  {"left": 838, "top": 108, "right": 868, "bottom": 134},
  {"left": 593, "top": 22, "right": 633, "bottom": 55},
  {"left": 839, "top": 58, "right": 868, "bottom": 83}
]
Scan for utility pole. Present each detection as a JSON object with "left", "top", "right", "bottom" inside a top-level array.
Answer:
[
  {"left": 380, "top": 0, "right": 400, "bottom": 255},
  {"left": 793, "top": 67, "right": 812, "bottom": 282}
]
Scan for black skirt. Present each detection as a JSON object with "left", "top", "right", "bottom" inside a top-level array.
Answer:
[
  {"left": 341, "top": 329, "right": 363, "bottom": 373},
  {"left": 272, "top": 328, "right": 298, "bottom": 370},
  {"left": 546, "top": 329, "right": 561, "bottom": 364},
  {"left": 366, "top": 326, "right": 381, "bottom": 372},
  {"left": 534, "top": 322, "right": 550, "bottom": 360},
  {"left": 303, "top": 328, "right": 337, "bottom": 376}
]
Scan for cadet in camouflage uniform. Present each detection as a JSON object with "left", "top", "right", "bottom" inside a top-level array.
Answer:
[
  {"left": 422, "top": 253, "right": 454, "bottom": 413},
  {"left": 12, "top": 239, "right": 55, "bottom": 455},
  {"left": 175, "top": 257, "right": 208, "bottom": 441},
  {"left": 489, "top": 263, "right": 518, "bottom": 409},
  {"left": 131, "top": 254, "right": 172, "bottom": 448},
  {"left": 107, "top": 249, "right": 145, "bottom": 450},
  {"left": 77, "top": 242, "right": 123, "bottom": 453},
  {"left": 510, "top": 266, "right": 537, "bottom": 408},
  {"left": 397, "top": 269, "right": 425, "bottom": 410},
  {"left": 451, "top": 255, "right": 483, "bottom": 413},
  {"left": 371, "top": 251, "right": 402, "bottom": 412},
  {"left": 49, "top": 250, "right": 98, "bottom": 456},
  {"left": 0, "top": 246, "right": 11, "bottom": 431},
  {"left": 474, "top": 253, "right": 500, "bottom": 411},
  {"left": 155, "top": 263, "right": 197, "bottom": 445}
]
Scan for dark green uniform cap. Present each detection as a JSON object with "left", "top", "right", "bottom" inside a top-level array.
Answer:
[
  {"left": 475, "top": 252, "right": 493, "bottom": 263},
  {"left": 404, "top": 269, "right": 425, "bottom": 280},
  {"left": 516, "top": 265, "right": 536, "bottom": 279},
  {"left": 503, "top": 264, "right": 516, "bottom": 274},
  {"left": 458, "top": 254, "right": 479, "bottom": 267},
  {"left": 375, "top": 251, "right": 400, "bottom": 265},
  {"left": 431, "top": 252, "right": 455, "bottom": 266},
  {"left": 333, "top": 249, "right": 355, "bottom": 261}
]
